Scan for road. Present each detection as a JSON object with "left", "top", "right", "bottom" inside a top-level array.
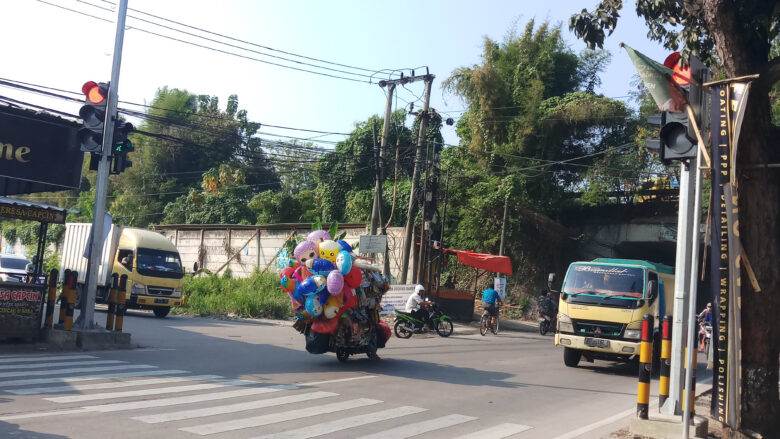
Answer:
[{"left": 0, "top": 309, "right": 711, "bottom": 439}]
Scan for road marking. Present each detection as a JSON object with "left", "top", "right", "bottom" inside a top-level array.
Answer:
[
  {"left": 454, "top": 423, "right": 534, "bottom": 438},
  {"left": 7, "top": 375, "right": 223, "bottom": 395},
  {"left": 133, "top": 391, "right": 337, "bottom": 424},
  {"left": 180, "top": 398, "right": 383, "bottom": 436},
  {"left": 84, "top": 385, "right": 298, "bottom": 413},
  {"left": 0, "top": 369, "right": 188, "bottom": 387},
  {"left": 0, "top": 359, "right": 124, "bottom": 370},
  {"left": 0, "top": 364, "right": 156, "bottom": 378},
  {"left": 357, "top": 414, "right": 477, "bottom": 439},
  {"left": 0, "top": 355, "right": 97, "bottom": 364},
  {"left": 297, "top": 375, "right": 376, "bottom": 386},
  {"left": 0, "top": 408, "right": 91, "bottom": 421},
  {"left": 46, "top": 379, "right": 257, "bottom": 403},
  {"left": 251, "top": 406, "right": 428, "bottom": 439}
]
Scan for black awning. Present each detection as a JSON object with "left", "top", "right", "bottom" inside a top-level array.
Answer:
[{"left": 0, "top": 196, "right": 72, "bottom": 224}]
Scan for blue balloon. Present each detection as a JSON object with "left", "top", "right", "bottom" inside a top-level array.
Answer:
[
  {"left": 336, "top": 251, "right": 352, "bottom": 275},
  {"left": 305, "top": 294, "right": 323, "bottom": 317},
  {"left": 296, "top": 277, "right": 319, "bottom": 299},
  {"left": 308, "top": 258, "right": 336, "bottom": 276},
  {"left": 337, "top": 240, "right": 353, "bottom": 253},
  {"left": 318, "top": 288, "right": 329, "bottom": 306}
]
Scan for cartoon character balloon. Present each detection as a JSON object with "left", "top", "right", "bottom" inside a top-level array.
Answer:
[
  {"left": 307, "top": 230, "right": 332, "bottom": 244},
  {"left": 305, "top": 294, "right": 323, "bottom": 317},
  {"left": 323, "top": 295, "right": 342, "bottom": 319},
  {"left": 335, "top": 251, "right": 352, "bottom": 275},
  {"left": 336, "top": 240, "right": 353, "bottom": 253},
  {"left": 293, "top": 241, "right": 318, "bottom": 265},
  {"left": 279, "top": 267, "right": 297, "bottom": 293},
  {"left": 326, "top": 270, "right": 344, "bottom": 295},
  {"left": 306, "top": 258, "right": 336, "bottom": 277},
  {"left": 318, "top": 240, "right": 340, "bottom": 263}
]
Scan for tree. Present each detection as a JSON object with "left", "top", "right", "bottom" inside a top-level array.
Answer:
[
  {"left": 163, "top": 164, "right": 253, "bottom": 225},
  {"left": 570, "top": 1, "right": 780, "bottom": 434}
]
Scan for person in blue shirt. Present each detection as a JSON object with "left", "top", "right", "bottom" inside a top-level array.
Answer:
[{"left": 482, "top": 287, "right": 502, "bottom": 328}]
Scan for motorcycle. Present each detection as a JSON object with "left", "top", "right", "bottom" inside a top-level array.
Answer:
[
  {"left": 538, "top": 291, "right": 558, "bottom": 336},
  {"left": 698, "top": 319, "right": 712, "bottom": 354},
  {"left": 394, "top": 301, "right": 454, "bottom": 338}
]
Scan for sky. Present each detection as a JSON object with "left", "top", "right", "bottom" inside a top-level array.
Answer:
[{"left": 0, "top": 0, "right": 672, "bottom": 150}]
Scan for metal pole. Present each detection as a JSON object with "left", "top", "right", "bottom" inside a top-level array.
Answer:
[
  {"left": 682, "top": 150, "right": 703, "bottom": 438},
  {"left": 416, "top": 141, "right": 431, "bottom": 285},
  {"left": 435, "top": 169, "right": 450, "bottom": 297},
  {"left": 664, "top": 161, "right": 696, "bottom": 414},
  {"left": 499, "top": 195, "right": 508, "bottom": 257},
  {"left": 400, "top": 76, "right": 433, "bottom": 283},
  {"left": 79, "top": 0, "right": 127, "bottom": 329}
]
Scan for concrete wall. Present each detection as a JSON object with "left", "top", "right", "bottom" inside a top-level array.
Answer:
[{"left": 152, "top": 224, "right": 410, "bottom": 282}]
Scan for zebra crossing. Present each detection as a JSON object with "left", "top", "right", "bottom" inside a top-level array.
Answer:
[{"left": 0, "top": 352, "right": 534, "bottom": 438}]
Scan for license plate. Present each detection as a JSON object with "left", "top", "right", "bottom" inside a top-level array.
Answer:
[
  {"left": 585, "top": 337, "right": 610, "bottom": 348},
  {"left": 154, "top": 298, "right": 169, "bottom": 304}
]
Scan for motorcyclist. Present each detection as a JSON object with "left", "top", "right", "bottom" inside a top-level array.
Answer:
[
  {"left": 482, "top": 287, "right": 502, "bottom": 328},
  {"left": 697, "top": 302, "right": 712, "bottom": 351},
  {"left": 405, "top": 285, "right": 428, "bottom": 327}
]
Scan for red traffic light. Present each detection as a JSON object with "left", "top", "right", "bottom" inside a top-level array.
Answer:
[
  {"left": 663, "top": 52, "right": 691, "bottom": 86},
  {"left": 81, "top": 81, "right": 106, "bottom": 105}
]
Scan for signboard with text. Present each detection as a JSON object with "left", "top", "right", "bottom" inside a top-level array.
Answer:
[
  {"left": 0, "top": 282, "right": 45, "bottom": 338},
  {"left": 359, "top": 235, "right": 387, "bottom": 254},
  {"left": 494, "top": 277, "right": 506, "bottom": 300},
  {"left": 380, "top": 284, "right": 416, "bottom": 315}
]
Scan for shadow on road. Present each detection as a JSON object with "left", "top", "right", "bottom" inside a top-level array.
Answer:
[{"left": 0, "top": 421, "right": 70, "bottom": 438}]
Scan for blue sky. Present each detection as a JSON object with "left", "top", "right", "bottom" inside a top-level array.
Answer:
[{"left": 0, "top": 0, "right": 671, "bottom": 148}]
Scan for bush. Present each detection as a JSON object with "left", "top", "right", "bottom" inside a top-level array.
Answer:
[{"left": 175, "top": 270, "right": 292, "bottom": 320}]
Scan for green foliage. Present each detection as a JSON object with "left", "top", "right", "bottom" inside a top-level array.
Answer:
[
  {"left": 177, "top": 270, "right": 291, "bottom": 319},
  {"left": 163, "top": 164, "right": 253, "bottom": 225}
]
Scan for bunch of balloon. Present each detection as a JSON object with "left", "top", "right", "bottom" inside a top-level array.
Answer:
[{"left": 279, "top": 230, "right": 363, "bottom": 335}]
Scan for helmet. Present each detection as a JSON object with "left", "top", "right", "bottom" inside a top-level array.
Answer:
[{"left": 414, "top": 284, "right": 424, "bottom": 294}]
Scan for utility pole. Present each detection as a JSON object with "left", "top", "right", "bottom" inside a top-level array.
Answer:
[
  {"left": 416, "top": 143, "right": 431, "bottom": 285},
  {"left": 371, "top": 82, "right": 394, "bottom": 235},
  {"left": 499, "top": 195, "right": 509, "bottom": 256},
  {"left": 400, "top": 74, "right": 434, "bottom": 284},
  {"left": 78, "top": 0, "right": 128, "bottom": 330}
]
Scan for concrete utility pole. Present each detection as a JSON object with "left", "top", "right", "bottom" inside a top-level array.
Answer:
[
  {"left": 78, "top": 0, "right": 128, "bottom": 329},
  {"left": 371, "top": 82, "right": 394, "bottom": 236},
  {"left": 400, "top": 74, "right": 434, "bottom": 284}
]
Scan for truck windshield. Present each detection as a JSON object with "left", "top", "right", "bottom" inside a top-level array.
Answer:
[
  {"left": 563, "top": 264, "right": 644, "bottom": 301},
  {"left": 136, "top": 248, "right": 183, "bottom": 279}
]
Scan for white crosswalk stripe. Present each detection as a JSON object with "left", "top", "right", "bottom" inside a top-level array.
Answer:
[
  {"left": 133, "top": 391, "right": 338, "bottom": 424},
  {"left": 250, "top": 406, "right": 428, "bottom": 439},
  {"left": 0, "top": 364, "right": 156, "bottom": 378},
  {"left": 46, "top": 379, "right": 258, "bottom": 403},
  {"left": 0, "top": 369, "right": 189, "bottom": 387},
  {"left": 84, "top": 385, "right": 299, "bottom": 413},
  {"left": 0, "top": 359, "right": 125, "bottom": 370},
  {"left": 180, "top": 398, "right": 383, "bottom": 436},
  {"left": 357, "top": 414, "right": 477, "bottom": 439},
  {"left": 453, "top": 423, "right": 534, "bottom": 438},
  {"left": 6, "top": 375, "right": 223, "bottom": 395},
  {"left": 0, "top": 354, "right": 97, "bottom": 364}
]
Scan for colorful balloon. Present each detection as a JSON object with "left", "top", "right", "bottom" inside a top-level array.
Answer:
[
  {"left": 319, "top": 240, "right": 340, "bottom": 263},
  {"left": 326, "top": 270, "right": 344, "bottom": 295},
  {"left": 292, "top": 265, "right": 309, "bottom": 283},
  {"left": 335, "top": 251, "right": 352, "bottom": 275},
  {"left": 279, "top": 267, "right": 297, "bottom": 293},
  {"left": 312, "top": 275, "right": 327, "bottom": 292},
  {"left": 305, "top": 294, "right": 323, "bottom": 317},
  {"left": 323, "top": 295, "right": 342, "bottom": 319},
  {"left": 293, "top": 241, "right": 318, "bottom": 264},
  {"left": 311, "top": 316, "right": 339, "bottom": 334},
  {"left": 306, "top": 258, "right": 336, "bottom": 276},
  {"left": 343, "top": 266, "right": 363, "bottom": 288},
  {"left": 295, "top": 307, "right": 313, "bottom": 321},
  {"left": 342, "top": 286, "right": 358, "bottom": 309},
  {"left": 336, "top": 240, "right": 353, "bottom": 253},
  {"left": 307, "top": 230, "right": 332, "bottom": 243}
]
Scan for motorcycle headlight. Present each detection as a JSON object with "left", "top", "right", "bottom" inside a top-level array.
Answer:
[
  {"left": 557, "top": 313, "right": 573, "bottom": 333},
  {"left": 131, "top": 282, "right": 146, "bottom": 296},
  {"left": 624, "top": 321, "right": 643, "bottom": 340}
]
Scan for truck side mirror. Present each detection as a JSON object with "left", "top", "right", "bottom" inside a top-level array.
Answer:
[
  {"left": 646, "top": 280, "right": 657, "bottom": 301},
  {"left": 547, "top": 273, "right": 556, "bottom": 290}
]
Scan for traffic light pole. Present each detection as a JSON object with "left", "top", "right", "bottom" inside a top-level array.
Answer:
[{"left": 78, "top": 0, "right": 128, "bottom": 330}]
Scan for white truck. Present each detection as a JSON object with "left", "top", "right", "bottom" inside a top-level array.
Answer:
[{"left": 60, "top": 223, "right": 186, "bottom": 318}]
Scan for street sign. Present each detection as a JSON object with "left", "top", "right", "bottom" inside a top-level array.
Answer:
[
  {"left": 494, "top": 277, "right": 506, "bottom": 299},
  {"left": 359, "top": 235, "right": 387, "bottom": 254}
]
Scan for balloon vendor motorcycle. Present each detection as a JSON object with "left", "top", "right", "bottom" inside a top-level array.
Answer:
[{"left": 394, "top": 300, "right": 454, "bottom": 338}]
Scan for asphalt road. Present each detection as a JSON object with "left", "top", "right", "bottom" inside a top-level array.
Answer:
[{"left": 0, "top": 309, "right": 712, "bottom": 439}]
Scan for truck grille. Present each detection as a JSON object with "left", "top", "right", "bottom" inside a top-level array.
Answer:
[
  {"left": 147, "top": 287, "right": 173, "bottom": 296},
  {"left": 572, "top": 319, "right": 625, "bottom": 339}
]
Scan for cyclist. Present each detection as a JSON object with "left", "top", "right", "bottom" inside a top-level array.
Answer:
[{"left": 482, "top": 287, "right": 502, "bottom": 329}]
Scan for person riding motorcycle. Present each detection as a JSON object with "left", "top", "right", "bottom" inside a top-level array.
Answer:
[
  {"left": 697, "top": 302, "right": 712, "bottom": 352},
  {"left": 405, "top": 285, "right": 429, "bottom": 326},
  {"left": 482, "top": 287, "right": 502, "bottom": 328}
]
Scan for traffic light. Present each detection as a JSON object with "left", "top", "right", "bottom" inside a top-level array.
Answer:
[
  {"left": 78, "top": 81, "right": 109, "bottom": 153},
  {"left": 658, "top": 54, "right": 708, "bottom": 163},
  {"left": 111, "top": 122, "right": 134, "bottom": 174}
]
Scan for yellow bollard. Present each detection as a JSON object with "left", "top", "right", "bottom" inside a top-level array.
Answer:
[
  {"left": 44, "top": 269, "right": 58, "bottom": 328},
  {"left": 106, "top": 273, "right": 118, "bottom": 330},
  {"left": 63, "top": 271, "right": 77, "bottom": 331},
  {"left": 58, "top": 269, "right": 71, "bottom": 325},
  {"left": 115, "top": 274, "right": 127, "bottom": 332},
  {"left": 683, "top": 346, "right": 697, "bottom": 416},
  {"left": 636, "top": 313, "right": 654, "bottom": 420},
  {"left": 658, "top": 315, "right": 672, "bottom": 408}
]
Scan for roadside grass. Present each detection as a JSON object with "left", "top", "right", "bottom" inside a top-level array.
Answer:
[{"left": 173, "top": 270, "right": 292, "bottom": 320}]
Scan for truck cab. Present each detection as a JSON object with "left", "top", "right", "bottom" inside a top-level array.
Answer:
[{"left": 554, "top": 258, "right": 674, "bottom": 367}]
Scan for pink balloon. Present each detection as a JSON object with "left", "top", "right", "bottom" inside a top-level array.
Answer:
[{"left": 326, "top": 270, "right": 344, "bottom": 295}]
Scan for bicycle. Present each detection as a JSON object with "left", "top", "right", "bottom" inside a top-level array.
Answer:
[{"left": 479, "top": 308, "right": 499, "bottom": 336}]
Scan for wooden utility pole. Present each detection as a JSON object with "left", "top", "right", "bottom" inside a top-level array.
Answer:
[{"left": 400, "top": 74, "right": 434, "bottom": 284}]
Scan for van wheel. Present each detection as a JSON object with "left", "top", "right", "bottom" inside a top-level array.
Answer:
[
  {"left": 564, "top": 348, "right": 582, "bottom": 367},
  {"left": 153, "top": 307, "right": 170, "bottom": 318}
]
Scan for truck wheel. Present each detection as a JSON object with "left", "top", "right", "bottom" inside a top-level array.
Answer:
[
  {"left": 153, "top": 307, "right": 170, "bottom": 318},
  {"left": 564, "top": 348, "right": 582, "bottom": 367}
]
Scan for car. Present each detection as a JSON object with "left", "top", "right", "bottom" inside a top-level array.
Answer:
[{"left": 0, "top": 254, "right": 32, "bottom": 283}]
